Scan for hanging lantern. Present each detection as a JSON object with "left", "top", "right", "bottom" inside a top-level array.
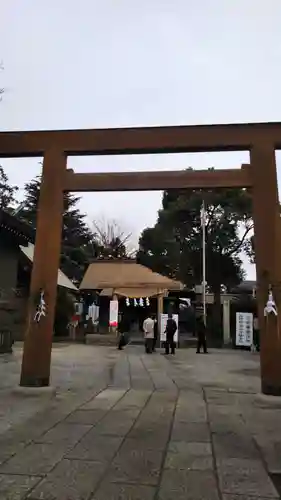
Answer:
[
  {"left": 139, "top": 297, "right": 144, "bottom": 307},
  {"left": 146, "top": 297, "right": 150, "bottom": 306},
  {"left": 126, "top": 297, "right": 130, "bottom": 307},
  {"left": 134, "top": 298, "right": 138, "bottom": 307}
]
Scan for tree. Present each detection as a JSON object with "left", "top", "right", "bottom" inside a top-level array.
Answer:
[
  {"left": 137, "top": 171, "right": 253, "bottom": 332},
  {"left": 91, "top": 217, "right": 136, "bottom": 259},
  {"left": 0, "top": 166, "right": 18, "bottom": 209},
  {"left": 18, "top": 175, "right": 94, "bottom": 282}
]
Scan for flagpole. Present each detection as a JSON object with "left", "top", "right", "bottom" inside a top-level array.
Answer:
[{"left": 202, "top": 200, "right": 207, "bottom": 326}]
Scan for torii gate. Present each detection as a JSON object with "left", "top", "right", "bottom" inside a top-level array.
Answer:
[{"left": 0, "top": 122, "right": 280, "bottom": 395}]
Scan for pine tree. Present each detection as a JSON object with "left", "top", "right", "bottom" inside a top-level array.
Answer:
[
  {"left": 0, "top": 166, "right": 18, "bottom": 210},
  {"left": 19, "top": 176, "right": 94, "bottom": 282}
]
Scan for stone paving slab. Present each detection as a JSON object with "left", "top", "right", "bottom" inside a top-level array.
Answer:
[
  {"left": 80, "top": 388, "right": 127, "bottom": 410},
  {"left": 222, "top": 496, "right": 277, "bottom": 500},
  {"left": 171, "top": 422, "right": 211, "bottom": 442},
  {"left": 27, "top": 459, "right": 106, "bottom": 500},
  {"left": 93, "top": 482, "right": 156, "bottom": 500},
  {"left": 0, "top": 345, "right": 281, "bottom": 499},
  {"left": 125, "top": 429, "right": 170, "bottom": 450},
  {"left": 92, "top": 413, "right": 137, "bottom": 436},
  {"left": 158, "top": 469, "right": 220, "bottom": 500},
  {"left": 165, "top": 441, "right": 213, "bottom": 471},
  {"left": 0, "top": 442, "right": 67, "bottom": 476},
  {"left": 34, "top": 423, "right": 92, "bottom": 446},
  {"left": 107, "top": 447, "right": 164, "bottom": 486},
  {"left": 213, "top": 433, "right": 260, "bottom": 459},
  {"left": 217, "top": 458, "right": 279, "bottom": 498},
  {"left": 0, "top": 474, "right": 40, "bottom": 500},
  {"left": 66, "top": 433, "right": 123, "bottom": 462},
  {"left": 63, "top": 408, "right": 107, "bottom": 424},
  {"left": 112, "top": 389, "right": 151, "bottom": 409}
]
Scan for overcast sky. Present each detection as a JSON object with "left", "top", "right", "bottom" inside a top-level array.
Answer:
[{"left": 2, "top": 0, "right": 281, "bottom": 280}]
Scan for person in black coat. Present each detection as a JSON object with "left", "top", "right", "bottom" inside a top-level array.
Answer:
[
  {"left": 196, "top": 315, "right": 208, "bottom": 353},
  {"left": 165, "top": 313, "right": 177, "bottom": 355},
  {"left": 117, "top": 315, "right": 130, "bottom": 350}
]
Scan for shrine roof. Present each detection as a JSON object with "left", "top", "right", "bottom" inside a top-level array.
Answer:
[
  {"left": 0, "top": 208, "right": 35, "bottom": 246},
  {"left": 79, "top": 259, "right": 183, "bottom": 292},
  {"left": 0, "top": 209, "right": 77, "bottom": 291}
]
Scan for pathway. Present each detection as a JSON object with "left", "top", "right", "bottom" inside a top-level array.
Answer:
[{"left": 0, "top": 344, "right": 280, "bottom": 499}]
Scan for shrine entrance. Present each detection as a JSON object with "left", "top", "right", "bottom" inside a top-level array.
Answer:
[{"left": 0, "top": 122, "right": 281, "bottom": 395}]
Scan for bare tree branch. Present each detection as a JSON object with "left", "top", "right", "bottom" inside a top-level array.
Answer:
[
  {"left": 225, "top": 223, "right": 254, "bottom": 257},
  {"left": 92, "top": 216, "right": 137, "bottom": 257}
]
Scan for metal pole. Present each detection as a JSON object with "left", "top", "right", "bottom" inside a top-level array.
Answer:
[{"left": 202, "top": 200, "right": 207, "bottom": 326}]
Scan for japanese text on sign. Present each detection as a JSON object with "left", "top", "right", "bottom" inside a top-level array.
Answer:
[{"left": 236, "top": 312, "right": 253, "bottom": 347}]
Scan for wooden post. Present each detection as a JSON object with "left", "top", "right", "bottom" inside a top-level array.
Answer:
[
  {"left": 250, "top": 144, "right": 281, "bottom": 395},
  {"left": 20, "top": 149, "right": 66, "bottom": 387},
  {"left": 157, "top": 294, "right": 163, "bottom": 341},
  {"left": 222, "top": 299, "right": 231, "bottom": 345},
  {"left": 111, "top": 293, "right": 118, "bottom": 336}
]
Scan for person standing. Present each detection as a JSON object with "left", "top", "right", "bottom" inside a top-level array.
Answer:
[
  {"left": 143, "top": 315, "right": 155, "bottom": 353},
  {"left": 196, "top": 315, "right": 208, "bottom": 353},
  {"left": 165, "top": 313, "right": 177, "bottom": 355},
  {"left": 117, "top": 314, "right": 129, "bottom": 350}
]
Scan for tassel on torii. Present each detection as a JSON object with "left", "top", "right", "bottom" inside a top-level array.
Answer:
[
  {"left": 34, "top": 290, "right": 47, "bottom": 323},
  {"left": 264, "top": 287, "right": 278, "bottom": 317}
]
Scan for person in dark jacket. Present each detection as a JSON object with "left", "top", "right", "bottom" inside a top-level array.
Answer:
[
  {"left": 196, "top": 315, "right": 208, "bottom": 353},
  {"left": 117, "top": 315, "right": 129, "bottom": 350},
  {"left": 165, "top": 313, "right": 177, "bottom": 355}
]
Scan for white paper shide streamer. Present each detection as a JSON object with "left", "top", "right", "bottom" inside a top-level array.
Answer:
[
  {"left": 34, "top": 290, "right": 47, "bottom": 323},
  {"left": 126, "top": 297, "right": 150, "bottom": 307},
  {"left": 264, "top": 288, "right": 278, "bottom": 317}
]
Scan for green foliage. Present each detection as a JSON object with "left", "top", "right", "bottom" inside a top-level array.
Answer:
[
  {"left": 137, "top": 173, "right": 253, "bottom": 331},
  {"left": 54, "top": 287, "right": 75, "bottom": 336},
  {"left": 19, "top": 176, "right": 95, "bottom": 282},
  {"left": 0, "top": 166, "right": 18, "bottom": 209},
  {"left": 244, "top": 234, "right": 255, "bottom": 263},
  {"left": 138, "top": 184, "right": 252, "bottom": 290},
  {"left": 97, "top": 235, "right": 128, "bottom": 258},
  {"left": 17, "top": 176, "right": 133, "bottom": 282}
]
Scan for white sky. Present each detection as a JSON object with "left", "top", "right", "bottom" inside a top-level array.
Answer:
[{"left": 2, "top": 0, "right": 281, "bottom": 280}]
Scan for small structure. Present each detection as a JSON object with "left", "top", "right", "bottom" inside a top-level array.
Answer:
[
  {"left": 0, "top": 209, "right": 77, "bottom": 341},
  {"left": 80, "top": 259, "right": 183, "bottom": 335}
]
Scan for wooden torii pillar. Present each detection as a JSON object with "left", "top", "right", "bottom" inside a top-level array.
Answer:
[
  {"left": 250, "top": 144, "right": 281, "bottom": 396},
  {"left": 20, "top": 149, "right": 66, "bottom": 387},
  {"left": 17, "top": 140, "right": 281, "bottom": 395}
]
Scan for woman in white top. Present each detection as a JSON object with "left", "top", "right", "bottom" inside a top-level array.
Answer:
[{"left": 143, "top": 315, "right": 155, "bottom": 353}]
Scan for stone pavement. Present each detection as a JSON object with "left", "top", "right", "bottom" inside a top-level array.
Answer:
[{"left": 0, "top": 344, "right": 281, "bottom": 499}]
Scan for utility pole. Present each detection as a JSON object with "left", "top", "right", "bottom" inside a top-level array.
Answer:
[{"left": 200, "top": 200, "right": 207, "bottom": 326}]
